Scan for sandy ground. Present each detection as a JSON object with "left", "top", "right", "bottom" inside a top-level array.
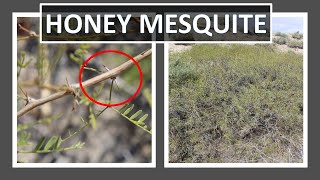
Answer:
[
  {"left": 276, "top": 44, "right": 303, "bottom": 54},
  {"left": 169, "top": 44, "right": 193, "bottom": 53}
]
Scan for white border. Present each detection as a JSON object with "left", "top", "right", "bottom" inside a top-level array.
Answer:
[
  {"left": 13, "top": 12, "right": 156, "bottom": 168},
  {"left": 164, "top": 12, "right": 308, "bottom": 168},
  {"left": 39, "top": 3, "right": 272, "bottom": 44}
]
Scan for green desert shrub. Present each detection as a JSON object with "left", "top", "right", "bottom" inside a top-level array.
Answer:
[
  {"left": 292, "top": 31, "right": 303, "bottom": 40},
  {"left": 274, "top": 32, "right": 288, "bottom": 38},
  {"left": 287, "top": 39, "right": 303, "bottom": 49},
  {"left": 169, "top": 44, "right": 303, "bottom": 163},
  {"left": 169, "top": 59, "right": 200, "bottom": 89},
  {"left": 273, "top": 37, "right": 287, "bottom": 45}
]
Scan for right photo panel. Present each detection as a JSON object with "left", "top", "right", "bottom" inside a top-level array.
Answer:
[{"left": 165, "top": 13, "right": 307, "bottom": 167}]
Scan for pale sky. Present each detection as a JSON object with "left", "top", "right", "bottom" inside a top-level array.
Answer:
[{"left": 272, "top": 17, "right": 304, "bottom": 33}]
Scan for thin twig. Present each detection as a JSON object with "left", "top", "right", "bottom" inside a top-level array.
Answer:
[
  {"left": 103, "top": 65, "right": 120, "bottom": 89},
  {"left": 19, "top": 81, "right": 71, "bottom": 92},
  {"left": 17, "top": 146, "right": 83, "bottom": 153},
  {"left": 84, "top": 67, "right": 102, "bottom": 74},
  {"left": 18, "top": 91, "right": 72, "bottom": 117},
  {"left": 96, "top": 107, "right": 109, "bottom": 117},
  {"left": 95, "top": 78, "right": 116, "bottom": 117},
  {"left": 18, "top": 24, "right": 37, "bottom": 37},
  {"left": 109, "top": 79, "right": 115, "bottom": 104},
  {"left": 17, "top": 49, "right": 152, "bottom": 118},
  {"left": 18, "top": 84, "right": 27, "bottom": 99},
  {"left": 62, "top": 122, "right": 89, "bottom": 142}
]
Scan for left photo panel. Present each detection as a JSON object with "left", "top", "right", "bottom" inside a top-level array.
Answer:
[{"left": 13, "top": 14, "right": 156, "bottom": 167}]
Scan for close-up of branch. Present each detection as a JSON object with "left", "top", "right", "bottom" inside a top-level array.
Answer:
[
  {"left": 16, "top": 18, "right": 152, "bottom": 163},
  {"left": 17, "top": 49, "right": 152, "bottom": 118}
]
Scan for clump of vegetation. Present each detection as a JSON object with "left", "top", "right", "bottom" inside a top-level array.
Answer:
[
  {"left": 292, "top": 31, "right": 303, "bottom": 40},
  {"left": 169, "top": 44, "right": 303, "bottom": 163},
  {"left": 287, "top": 39, "right": 303, "bottom": 49},
  {"left": 275, "top": 32, "right": 288, "bottom": 38},
  {"left": 273, "top": 37, "right": 287, "bottom": 45},
  {"left": 169, "top": 60, "right": 200, "bottom": 89}
]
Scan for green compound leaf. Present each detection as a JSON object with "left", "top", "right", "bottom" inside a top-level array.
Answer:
[
  {"left": 123, "top": 104, "right": 134, "bottom": 116},
  {"left": 54, "top": 137, "right": 62, "bottom": 150},
  {"left": 138, "top": 114, "right": 148, "bottom": 125},
  {"left": 17, "top": 131, "right": 31, "bottom": 146},
  {"left": 130, "top": 110, "right": 142, "bottom": 120},
  {"left": 112, "top": 104, "right": 151, "bottom": 135},
  {"left": 118, "top": 104, "right": 129, "bottom": 112},
  {"left": 33, "top": 137, "right": 46, "bottom": 151},
  {"left": 44, "top": 136, "right": 57, "bottom": 151}
]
